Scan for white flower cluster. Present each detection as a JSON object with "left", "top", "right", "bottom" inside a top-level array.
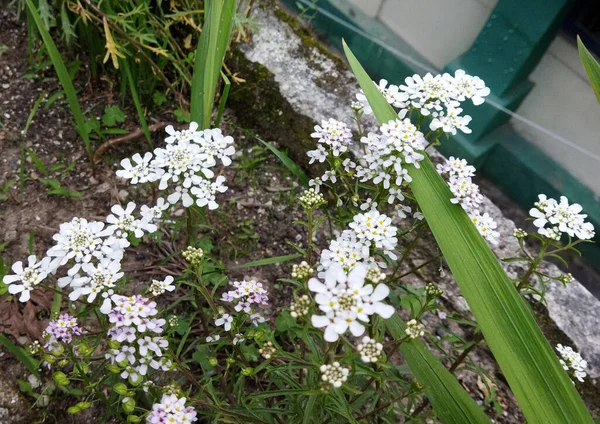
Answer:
[
  {"left": 117, "top": 123, "right": 234, "bottom": 210},
  {"left": 356, "top": 71, "right": 489, "bottom": 135},
  {"left": 147, "top": 393, "right": 197, "bottom": 424},
  {"left": 309, "top": 264, "right": 394, "bottom": 342},
  {"left": 309, "top": 118, "right": 353, "bottom": 158},
  {"left": 405, "top": 319, "right": 425, "bottom": 340},
  {"left": 4, "top": 203, "right": 158, "bottom": 311},
  {"left": 106, "top": 295, "right": 170, "bottom": 384},
  {"left": 357, "top": 336, "right": 383, "bottom": 363},
  {"left": 290, "top": 295, "right": 311, "bottom": 318},
  {"left": 349, "top": 209, "right": 398, "bottom": 260},
  {"left": 529, "top": 195, "right": 595, "bottom": 241},
  {"left": 320, "top": 210, "right": 398, "bottom": 272},
  {"left": 437, "top": 156, "right": 499, "bottom": 244},
  {"left": 222, "top": 279, "right": 269, "bottom": 313},
  {"left": 556, "top": 344, "right": 587, "bottom": 383},
  {"left": 319, "top": 362, "right": 349, "bottom": 391}
]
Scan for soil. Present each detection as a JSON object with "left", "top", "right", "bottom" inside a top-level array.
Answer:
[{"left": 0, "top": 0, "right": 597, "bottom": 423}]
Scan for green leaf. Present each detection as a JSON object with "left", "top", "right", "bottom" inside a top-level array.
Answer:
[
  {"left": 102, "top": 106, "right": 125, "bottom": 127},
  {"left": 27, "top": 149, "right": 47, "bottom": 175},
  {"left": 23, "top": 93, "right": 45, "bottom": 136},
  {"left": 153, "top": 91, "right": 167, "bottom": 106},
  {"left": 25, "top": 0, "right": 92, "bottom": 162},
  {"left": 39, "top": 178, "right": 83, "bottom": 198},
  {"left": 382, "top": 316, "right": 489, "bottom": 423},
  {"left": 215, "top": 71, "right": 231, "bottom": 128},
  {"left": 122, "top": 60, "right": 151, "bottom": 146},
  {"left": 343, "top": 40, "right": 593, "bottom": 423},
  {"left": 578, "top": 36, "right": 600, "bottom": 103},
  {"left": 229, "top": 253, "right": 303, "bottom": 269},
  {"left": 0, "top": 334, "right": 40, "bottom": 379},
  {"left": 190, "top": 0, "right": 236, "bottom": 128},
  {"left": 257, "top": 137, "right": 310, "bottom": 186}
]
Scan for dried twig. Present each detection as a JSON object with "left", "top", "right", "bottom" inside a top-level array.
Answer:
[{"left": 93, "top": 122, "right": 170, "bottom": 162}]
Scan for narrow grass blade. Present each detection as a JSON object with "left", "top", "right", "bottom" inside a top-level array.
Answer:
[
  {"left": 23, "top": 92, "right": 45, "bottom": 136},
  {"left": 577, "top": 36, "right": 600, "bottom": 103},
  {"left": 215, "top": 70, "right": 231, "bottom": 128},
  {"left": 229, "top": 253, "right": 303, "bottom": 269},
  {"left": 25, "top": 0, "right": 92, "bottom": 162},
  {"left": 258, "top": 137, "right": 310, "bottom": 186},
  {"left": 190, "top": 0, "right": 236, "bottom": 128},
  {"left": 0, "top": 334, "right": 40, "bottom": 378},
  {"left": 27, "top": 149, "right": 47, "bottom": 175},
  {"left": 122, "top": 59, "right": 152, "bottom": 147},
  {"left": 342, "top": 40, "right": 593, "bottom": 423}
]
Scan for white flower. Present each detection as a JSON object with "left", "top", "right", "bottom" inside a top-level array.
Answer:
[
  {"left": 3, "top": 255, "right": 52, "bottom": 302},
  {"left": 46, "top": 217, "right": 106, "bottom": 271},
  {"left": 307, "top": 145, "right": 328, "bottom": 164},
  {"left": 233, "top": 333, "right": 245, "bottom": 345},
  {"left": 116, "top": 152, "right": 162, "bottom": 184},
  {"left": 430, "top": 107, "right": 472, "bottom": 135},
  {"left": 357, "top": 336, "right": 383, "bottom": 363},
  {"left": 106, "top": 202, "right": 157, "bottom": 241},
  {"left": 68, "top": 258, "right": 123, "bottom": 309},
  {"left": 443, "top": 69, "right": 490, "bottom": 105},
  {"left": 556, "top": 344, "right": 587, "bottom": 383},
  {"left": 147, "top": 393, "right": 197, "bottom": 424},
  {"left": 309, "top": 264, "right": 394, "bottom": 341},
  {"left": 140, "top": 198, "right": 169, "bottom": 224},
  {"left": 529, "top": 194, "right": 594, "bottom": 240},
  {"left": 310, "top": 118, "right": 353, "bottom": 156},
  {"left": 349, "top": 210, "right": 398, "bottom": 259},
  {"left": 206, "top": 335, "right": 220, "bottom": 343},
  {"left": 214, "top": 313, "right": 233, "bottom": 331},
  {"left": 189, "top": 175, "right": 228, "bottom": 210},
  {"left": 469, "top": 211, "right": 500, "bottom": 245},
  {"left": 150, "top": 276, "right": 176, "bottom": 296}
]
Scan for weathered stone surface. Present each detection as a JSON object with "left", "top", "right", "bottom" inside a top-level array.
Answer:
[
  {"left": 242, "top": 4, "right": 600, "bottom": 377},
  {"left": 0, "top": 350, "right": 37, "bottom": 423}
]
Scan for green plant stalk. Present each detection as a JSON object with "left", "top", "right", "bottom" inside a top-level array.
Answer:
[
  {"left": 342, "top": 40, "right": 593, "bottom": 423},
  {"left": 190, "top": 0, "right": 236, "bottom": 128},
  {"left": 24, "top": 92, "right": 45, "bottom": 135},
  {"left": 215, "top": 71, "right": 231, "bottom": 128},
  {"left": 122, "top": 59, "right": 152, "bottom": 147},
  {"left": 25, "top": 0, "right": 92, "bottom": 163}
]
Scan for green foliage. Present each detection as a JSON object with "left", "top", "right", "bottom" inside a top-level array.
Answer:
[
  {"left": 342, "top": 40, "right": 593, "bottom": 423},
  {"left": 102, "top": 105, "right": 126, "bottom": 127},
  {"left": 190, "top": 0, "right": 237, "bottom": 128},
  {"left": 39, "top": 177, "right": 83, "bottom": 198},
  {"left": 0, "top": 334, "right": 40, "bottom": 378},
  {"left": 258, "top": 137, "right": 310, "bottom": 186},
  {"left": 577, "top": 36, "right": 600, "bottom": 103}
]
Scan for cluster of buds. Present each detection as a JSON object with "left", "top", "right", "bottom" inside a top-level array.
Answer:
[
  {"left": 320, "top": 362, "right": 349, "bottom": 391},
  {"left": 291, "top": 261, "right": 313, "bottom": 280},
  {"left": 357, "top": 336, "right": 383, "bottom": 363},
  {"left": 259, "top": 341, "right": 277, "bottom": 360},
  {"left": 405, "top": 319, "right": 425, "bottom": 340},
  {"left": 298, "top": 188, "right": 326, "bottom": 209},
  {"left": 182, "top": 246, "right": 204, "bottom": 265},
  {"left": 556, "top": 273, "right": 574, "bottom": 286},
  {"left": 290, "top": 295, "right": 311, "bottom": 318},
  {"left": 366, "top": 267, "right": 386, "bottom": 284},
  {"left": 424, "top": 283, "right": 443, "bottom": 299},
  {"left": 512, "top": 228, "right": 527, "bottom": 239}
]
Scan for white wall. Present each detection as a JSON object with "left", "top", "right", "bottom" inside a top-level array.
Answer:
[{"left": 511, "top": 35, "right": 600, "bottom": 196}]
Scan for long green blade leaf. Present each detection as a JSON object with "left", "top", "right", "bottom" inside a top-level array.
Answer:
[
  {"left": 25, "top": 0, "right": 92, "bottom": 161},
  {"left": 229, "top": 253, "right": 303, "bottom": 269},
  {"left": 190, "top": 0, "right": 236, "bottom": 128},
  {"left": 0, "top": 334, "right": 40, "bottom": 378},
  {"left": 258, "top": 137, "right": 310, "bottom": 186},
  {"left": 122, "top": 59, "right": 152, "bottom": 147},
  {"left": 342, "top": 40, "right": 593, "bottom": 423},
  {"left": 577, "top": 36, "right": 600, "bottom": 103},
  {"left": 387, "top": 316, "right": 489, "bottom": 423}
]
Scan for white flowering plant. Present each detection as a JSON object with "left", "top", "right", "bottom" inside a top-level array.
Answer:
[{"left": 0, "top": 32, "right": 597, "bottom": 424}]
